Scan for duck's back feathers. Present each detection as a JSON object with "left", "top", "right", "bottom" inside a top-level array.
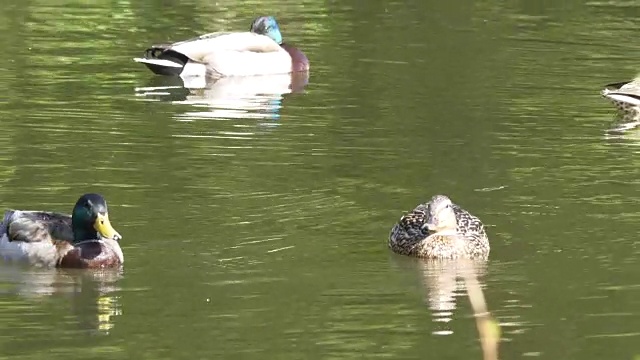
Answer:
[
  {"left": 452, "top": 205, "right": 486, "bottom": 238},
  {"left": 389, "top": 204, "right": 487, "bottom": 245},
  {"left": 177, "top": 32, "right": 283, "bottom": 57},
  {"left": 2, "top": 210, "right": 73, "bottom": 243},
  {"left": 134, "top": 32, "right": 291, "bottom": 77},
  {"left": 389, "top": 204, "right": 430, "bottom": 253}
]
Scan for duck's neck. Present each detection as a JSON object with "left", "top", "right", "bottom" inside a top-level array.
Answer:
[
  {"left": 280, "top": 44, "right": 309, "bottom": 72},
  {"left": 71, "top": 221, "right": 99, "bottom": 243}
]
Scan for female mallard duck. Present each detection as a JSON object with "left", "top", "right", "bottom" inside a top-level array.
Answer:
[
  {"left": 389, "top": 195, "right": 490, "bottom": 259},
  {"left": 0, "top": 193, "right": 123, "bottom": 269},
  {"left": 134, "top": 16, "right": 309, "bottom": 78},
  {"left": 602, "top": 78, "right": 640, "bottom": 118}
]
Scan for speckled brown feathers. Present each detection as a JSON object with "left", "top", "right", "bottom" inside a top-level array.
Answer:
[
  {"left": 389, "top": 195, "right": 490, "bottom": 259},
  {"left": 602, "top": 80, "right": 640, "bottom": 121},
  {"left": 416, "top": 234, "right": 468, "bottom": 259},
  {"left": 5, "top": 211, "right": 74, "bottom": 243},
  {"left": 389, "top": 204, "right": 430, "bottom": 253}
]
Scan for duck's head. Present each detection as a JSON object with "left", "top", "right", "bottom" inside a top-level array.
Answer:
[
  {"left": 423, "top": 195, "right": 457, "bottom": 233},
  {"left": 71, "top": 193, "right": 122, "bottom": 243},
  {"left": 250, "top": 16, "right": 283, "bottom": 45}
]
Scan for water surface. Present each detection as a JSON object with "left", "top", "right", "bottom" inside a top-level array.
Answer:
[{"left": 0, "top": 1, "right": 638, "bottom": 359}]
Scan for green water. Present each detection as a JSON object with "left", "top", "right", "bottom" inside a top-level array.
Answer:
[{"left": 0, "top": 0, "right": 638, "bottom": 359}]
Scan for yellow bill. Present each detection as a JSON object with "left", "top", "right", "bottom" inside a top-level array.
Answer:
[{"left": 94, "top": 213, "right": 122, "bottom": 241}]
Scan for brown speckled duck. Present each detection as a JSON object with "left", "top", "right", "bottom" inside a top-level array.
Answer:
[
  {"left": 0, "top": 194, "right": 123, "bottom": 269},
  {"left": 389, "top": 195, "right": 490, "bottom": 259}
]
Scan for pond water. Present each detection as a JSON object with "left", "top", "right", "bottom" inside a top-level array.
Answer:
[{"left": 0, "top": 1, "right": 638, "bottom": 359}]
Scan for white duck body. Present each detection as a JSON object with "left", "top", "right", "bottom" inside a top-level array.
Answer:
[{"left": 134, "top": 32, "right": 293, "bottom": 78}]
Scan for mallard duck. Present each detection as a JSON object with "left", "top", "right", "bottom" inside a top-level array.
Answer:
[
  {"left": 602, "top": 78, "right": 640, "bottom": 117},
  {"left": 389, "top": 195, "right": 490, "bottom": 259},
  {"left": 0, "top": 193, "right": 123, "bottom": 269},
  {"left": 133, "top": 16, "right": 309, "bottom": 78}
]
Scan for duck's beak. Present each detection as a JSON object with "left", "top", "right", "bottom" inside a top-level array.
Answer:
[
  {"left": 94, "top": 212, "right": 122, "bottom": 241},
  {"left": 422, "top": 222, "right": 437, "bottom": 232}
]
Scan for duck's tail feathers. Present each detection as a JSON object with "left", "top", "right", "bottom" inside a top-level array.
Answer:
[
  {"left": 134, "top": 47, "right": 190, "bottom": 76},
  {"left": 0, "top": 210, "right": 16, "bottom": 238},
  {"left": 602, "top": 90, "right": 640, "bottom": 107},
  {"left": 602, "top": 80, "right": 640, "bottom": 106},
  {"left": 603, "top": 81, "right": 632, "bottom": 91},
  {"left": 133, "top": 58, "right": 184, "bottom": 76}
]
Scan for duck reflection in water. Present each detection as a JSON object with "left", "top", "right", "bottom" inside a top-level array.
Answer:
[
  {"left": 391, "top": 255, "right": 488, "bottom": 335},
  {"left": 134, "top": 71, "right": 309, "bottom": 123},
  {"left": 0, "top": 265, "right": 123, "bottom": 335}
]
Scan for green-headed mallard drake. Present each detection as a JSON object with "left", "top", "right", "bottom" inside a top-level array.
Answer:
[
  {"left": 389, "top": 195, "right": 490, "bottom": 259},
  {"left": 134, "top": 16, "right": 309, "bottom": 78},
  {"left": 0, "top": 193, "right": 123, "bottom": 269},
  {"left": 602, "top": 77, "right": 640, "bottom": 117}
]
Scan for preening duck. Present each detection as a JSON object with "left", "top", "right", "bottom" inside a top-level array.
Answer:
[
  {"left": 389, "top": 195, "right": 490, "bottom": 259},
  {"left": 134, "top": 16, "right": 309, "bottom": 78}
]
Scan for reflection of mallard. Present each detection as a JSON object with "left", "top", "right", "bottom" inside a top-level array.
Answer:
[
  {"left": 135, "top": 72, "right": 309, "bottom": 122},
  {"left": 602, "top": 78, "right": 640, "bottom": 121},
  {"left": 65, "top": 269, "right": 123, "bottom": 335},
  {"left": 0, "top": 194, "right": 123, "bottom": 268},
  {"left": 134, "top": 16, "right": 309, "bottom": 78},
  {"left": 0, "top": 265, "right": 123, "bottom": 335},
  {"left": 389, "top": 195, "right": 490, "bottom": 259},
  {"left": 94, "top": 294, "right": 121, "bottom": 333}
]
